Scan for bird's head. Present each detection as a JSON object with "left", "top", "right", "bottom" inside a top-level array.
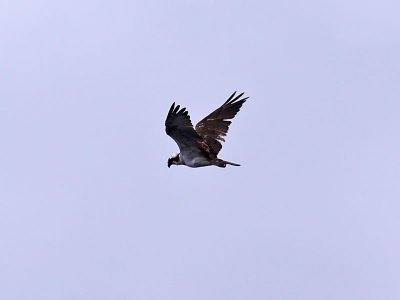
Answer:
[{"left": 167, "top": 154, "right": 180, "bottom": 168}]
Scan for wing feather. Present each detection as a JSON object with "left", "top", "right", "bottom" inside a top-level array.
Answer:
[
  {"left": 165, "top": 102, "right": 201, "bottom": 152},
  {"left": 195, "top": 92, "right": 248, "bottom": 156}
]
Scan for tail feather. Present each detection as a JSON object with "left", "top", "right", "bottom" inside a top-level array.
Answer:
[{"left": 214, "top": 159, "right": 241, "bottom": 167}]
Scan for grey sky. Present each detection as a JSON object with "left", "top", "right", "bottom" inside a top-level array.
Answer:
[{"left": 1, "top": 0, "right": 399, "bottom": 299}]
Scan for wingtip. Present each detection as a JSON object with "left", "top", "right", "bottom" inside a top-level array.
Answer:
[
  {"left": 167, "top": 102, "right": 176, "bottom": 116},
  {"left": 224, "top": 91, "right": 237, "bottom": 104},
  {"left": 224, "top": 92, "right": 248, "bottom": 106},
  {"left": 232, "top": 92, "right": 245, "bottom": 102}
]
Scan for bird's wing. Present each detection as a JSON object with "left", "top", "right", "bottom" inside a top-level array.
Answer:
[
  {"left": 165, "top": 102, "right": 202, "bottom": 152},
  {"left": 195, "top": 92, "right": 248, "bottom": 156}
]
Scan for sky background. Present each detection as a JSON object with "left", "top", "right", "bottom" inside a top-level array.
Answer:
[{"left": 1, "top": 0, "right": 399, "bottom": 299}]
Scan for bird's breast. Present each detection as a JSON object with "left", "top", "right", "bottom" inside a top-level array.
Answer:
[{"left": 180, "top": 149, "right": 211, "bottom": 168}]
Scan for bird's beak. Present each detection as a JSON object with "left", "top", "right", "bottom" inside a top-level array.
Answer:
[{"left": 167, "top": 159, "right": 172, "bottom": 168}]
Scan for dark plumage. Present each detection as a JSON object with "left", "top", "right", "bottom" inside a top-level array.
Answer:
[{"left": 165, "top": 91, "right": 248, "bottom": 168}]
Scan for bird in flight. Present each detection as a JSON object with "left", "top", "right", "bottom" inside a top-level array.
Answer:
[{"left": 165, "top": 91, "right": 248, "bottom": 168}]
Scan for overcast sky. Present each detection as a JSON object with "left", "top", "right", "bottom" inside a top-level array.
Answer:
[{"left": 1, "top": 0, "right": 399, "bottom": 299}]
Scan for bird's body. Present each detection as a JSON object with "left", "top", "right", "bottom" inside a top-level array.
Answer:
[
  {"left": 165, "top": 91, "right": 248, "bottom": 168},
  {"left": 180, "top": 151, "right": 210, "bottom": 168}
]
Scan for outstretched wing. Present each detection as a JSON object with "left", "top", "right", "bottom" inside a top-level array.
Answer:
[
  {"left": 165, "top": 102, "right": 201, "bottom": 152},
  {"left": 195, "top": 92, "right": 248, "bottom": 156}
]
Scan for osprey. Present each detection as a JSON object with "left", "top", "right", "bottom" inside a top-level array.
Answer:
[{"left": 165, "top": 91, "right": 248, "bottom": 168}]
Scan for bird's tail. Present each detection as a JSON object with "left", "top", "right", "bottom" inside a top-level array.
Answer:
[{"left": 214, "top": 159, "right": 241, "bottom": 168}]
